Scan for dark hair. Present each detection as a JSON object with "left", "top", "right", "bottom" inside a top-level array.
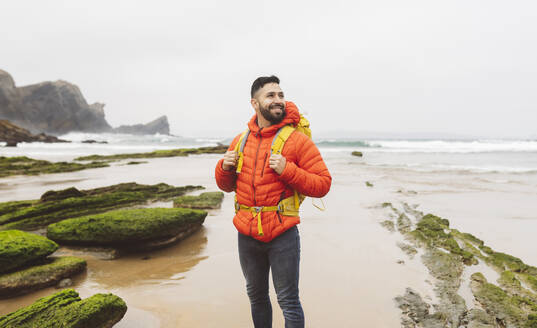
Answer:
[{"left": 251, "top": 75, "right": 280, "bottom": 98}]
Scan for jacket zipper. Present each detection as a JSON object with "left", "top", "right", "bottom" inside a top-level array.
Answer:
[
  {"left": 251, "top": 131, "right": 262, "bottom": 206},
  {"left": 250, "top": 130, "right": 263, "bottom": 236},
  {"left": 260, "top": 152, "right": 268, "bottom": 177}
]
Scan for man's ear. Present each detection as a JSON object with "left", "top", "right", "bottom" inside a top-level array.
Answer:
[{"left": 250, "top": 98, "right": 258, "bottom": 110}]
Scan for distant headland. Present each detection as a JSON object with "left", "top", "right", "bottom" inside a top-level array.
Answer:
[{"left": 0, "top": 69, "right": 169, "bottom": 136}]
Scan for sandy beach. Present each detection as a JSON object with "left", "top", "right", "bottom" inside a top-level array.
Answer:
[{"left": 1, "top": 151, "right": 537, "bottom": 327}]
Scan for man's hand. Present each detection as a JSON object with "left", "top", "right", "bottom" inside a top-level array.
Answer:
[
  {"left": 222, "top": 150, "right": 238, "bottom": 171},
  {"left": 269, "top": 154, "right": 287, "bottom": 175}
]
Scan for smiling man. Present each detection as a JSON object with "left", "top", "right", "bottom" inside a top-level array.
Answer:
[{"left": 215, "top": 75, "right": 331, "bottom": 327}]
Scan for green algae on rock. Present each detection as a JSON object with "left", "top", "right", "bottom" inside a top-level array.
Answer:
[
  {"left": 0, "top": 182, "right": 204, "bottom": 231},
  {"left": 0, "top": 256, "right": 86, "bottom": 298},
  {"left": 410, "top": 213, "right": 476, "bottom": 265},
  {"left": 471, "top": 272, "right": 537, "bottom": 328},
  {"left": 47, "top": 208, "right": 207, "bottom": 248},
  {"left": 0, "top": 288, "right": 127, "bottom": 328},
  {"left": 173, "top": 191, "right": 224, "bottom": 209},
  {"left": 75, "top": 145, "right": 228, "bottom": 161},
  {"left": 0, "top": 230, "right": 58, "bottom": 274},
  {"left": 0, "top": 156, "right": 109, "bottom": 178},
  {"left": 380, "top": 220, "right": 395, "bottom": 232},
  {"left": 351, "top": 151, "right": 363, "bottom": 157},
  {"left": 384, "top": 203, "right": 537, "bottom": 327},
  {"left": 365, "top": 181, "right": 373, "bottom": 187}
]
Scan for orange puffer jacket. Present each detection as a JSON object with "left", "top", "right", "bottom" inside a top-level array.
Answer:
[{"left": 215, "top": 101, "right": 332, "bottom": 242}]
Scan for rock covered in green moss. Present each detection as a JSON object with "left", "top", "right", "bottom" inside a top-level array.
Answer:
[
  {"left": 471, "top": 272, "right": 537, "bottom": 328},
  {"left": 0, "top": 230, "right": 58, "bottom": 274},
  {"left": 47, "top": 208, "right": 207, "bottom": 247},
  {"left": 0, "top": 182, "right": 204, "bottom": 231},
  {"left": 410, "top": 214, "right": 476, "bottom": 265},
  {"left": 75, "top": 145, "right": 228, "bottom": 161},
  {"left": 351, "top": 151, "right": 363, "bottom": 157},
  {"left": 0, "top": 156, "right": 109, "bottom": 178},
  {"left": 0, "top": 200, "right": 34, "bottom": 216},
  {"left": 173, "top": 191, "right": 224, "bottom": 209},
  {"left": 0, "top": 256, "right": 86, "bottom": 298},
  {"left": 40, "top": 187, "right": 86, "bottom": 202},
  {"left": 0, "top": 288, "right": 127, "bottom": 328}
]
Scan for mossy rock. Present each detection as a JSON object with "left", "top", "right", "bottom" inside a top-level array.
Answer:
[
  {"left": 470, "top": 272, "right": 537, "bottom": 327},
  {"left": 410, "top": 214, "right": 476, "bottom": 265},
  {"left": 0, "top": 156, "right": 109, "bottom": 178},
  {"left": 47, "top": 207, "right": 207, "bottom": 247},
  {"left": 75, "top": 145, "right": 228, "bottom": 161},
  {"left": 0, "top": 256, "right": 86, "bottom": 298},
  {"left": 351, "top": 151, "right": 363, "bottom": 157},
  {"left": 0, "top": 230, "right": 58, "bottom": 274},
  {"left": 173, "top": 191, "right": 224, "bottom": 209},
  {"left": 0, "top": 182, "right": 204, "bottom": 231},
  {"left": 0, "top": 288, "right": 127, "bottom": 328},
  {"left": 0, "top": 200, "right": 34, "bottom": 216},
  {"left": 40, "top": 187, "right": 86, "bottom": 202}
]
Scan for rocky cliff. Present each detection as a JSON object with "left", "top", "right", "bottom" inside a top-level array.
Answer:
[{"left": 0, "top": 70, "right": 170, "bottom": 136}]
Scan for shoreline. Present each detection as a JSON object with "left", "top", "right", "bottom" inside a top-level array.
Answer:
[{"left": 1, "top": 153, "right": 536, "bottom": 326}]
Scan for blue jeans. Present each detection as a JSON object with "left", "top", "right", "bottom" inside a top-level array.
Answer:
[{"left": 238, "top": 226, "right": 304, "bottom": 328}]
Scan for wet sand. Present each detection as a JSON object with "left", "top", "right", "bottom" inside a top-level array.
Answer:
[{"left": 1, "top": 153, "right": 536, "bottom": 327}]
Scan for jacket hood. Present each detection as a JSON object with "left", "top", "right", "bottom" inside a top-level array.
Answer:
[{"left": 247, "top": 101, "right": 300, "bottom": 137}]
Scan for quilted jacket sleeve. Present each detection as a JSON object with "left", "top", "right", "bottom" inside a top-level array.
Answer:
[
  {"left": 215, "top": 134, "right": 241, "bottom": 192},
  {"left": 278, "top": 132, "right": 331, "bottom": 198}
]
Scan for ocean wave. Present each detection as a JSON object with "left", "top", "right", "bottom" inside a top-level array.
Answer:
[
  {"left": 317, "top": 139, "right": 537, "bottom": 153},
  {"left": 316, "top": 140, "right": 375, "bottom": 148},
  {"left": 365, "top": 140, "right": 537, "bottom": 153},
  {"left": 366, "top": 162, "right": 537, "bottom": 174},
  {"left": 58, "top": 132, "right": 190, "bottom": 144}
]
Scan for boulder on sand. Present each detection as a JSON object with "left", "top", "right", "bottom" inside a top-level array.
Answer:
[
  {"left": 0, "top": 288, "right": 127, "bottom": 328},
  {"left": 0, "top": 230, "right": 58, "bottom": 274},
  {"left": 47, "top": 208, "right": 207, "bottom": 251},
  {"left": 0, "top": 256, "right": 86, "bottom": 298},
  {"left": 0, "top": 182, "right": 204, "bottom": 231}
]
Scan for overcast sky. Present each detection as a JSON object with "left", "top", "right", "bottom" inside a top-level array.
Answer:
[{"left": 1, "top": 0, "right": 536, "bottom": 138}]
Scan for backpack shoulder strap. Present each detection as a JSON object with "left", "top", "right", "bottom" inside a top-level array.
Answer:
[
  {"left": 271, "top": 125, "right": 295, "bottom": 155},
  {"left": 235, "top": 129, "right": 250, "bottom": 173}
]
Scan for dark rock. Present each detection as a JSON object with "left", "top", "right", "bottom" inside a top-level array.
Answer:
[
  {"left": 395, "top": 288, "right": 446, "bottom": 328},
  {"left": 0, "top": 120, "right": 69, "bottom": 145},
  {"left": 81, "top": 139, "right": 108, "bottom": 144},
  {"left": 351, "top": 151, "right": 363, "bottom": 157},
  {"left": 40, "top": 187, "right": 86, "bottom": 202}
]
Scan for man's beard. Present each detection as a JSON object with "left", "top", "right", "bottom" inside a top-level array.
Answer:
[{"left": 259, "top": 103, "right": 286, "bottom": 125}]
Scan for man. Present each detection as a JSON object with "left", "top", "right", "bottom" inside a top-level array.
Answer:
[{"left": 215, "top": 75, "right": 331, "bottom": 328}]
